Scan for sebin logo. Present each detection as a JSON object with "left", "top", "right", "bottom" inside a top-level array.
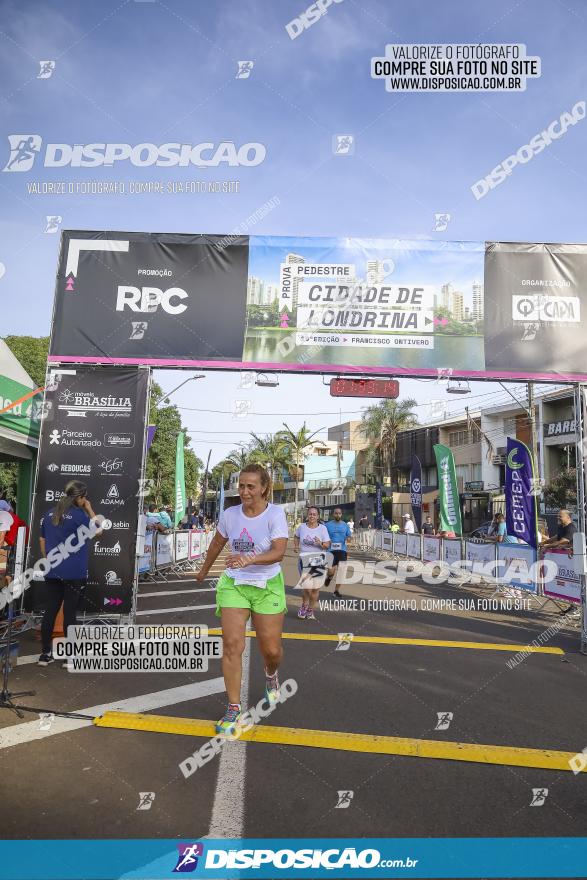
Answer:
[
  {"left": 173, "top": 843, "right": 204, "bottom": 873},
  {"left": 4, "top": 137, "right": 265, "bottom": 171},
  {"left": 3, "top": 135, "right": 42, "bottom": 172}
]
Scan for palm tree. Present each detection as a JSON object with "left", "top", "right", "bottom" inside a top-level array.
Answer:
[
  {"left": 278, "top": 422, "right": 326, "bottom": 523},
  {"left": 359, "top": 399, "right": 418, "bottom": 518},
  {"left": 249, "top": 433, "right": 290, "bottom": 502},
  {"left": 223, "top": 446, "right": 251, "bottom": 474}
]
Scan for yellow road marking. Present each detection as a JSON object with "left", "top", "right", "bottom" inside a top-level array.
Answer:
[
  {"left": 94, "top": 712, "right": 580, "bottom": 772},
  {"left": 207, "top": 629, "right": 563, "bottom": 655}
]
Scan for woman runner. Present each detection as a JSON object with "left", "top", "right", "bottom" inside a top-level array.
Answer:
[
  {"left": 294, "top": 506, "right": 330, "bottom": 621},
  {"left": 196, "top": 463, "right": 289, "bottom": 734}
]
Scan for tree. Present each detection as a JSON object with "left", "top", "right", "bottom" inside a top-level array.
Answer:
[
  {"left": 543, "top": 467, "right": 577, "bottom": 510},
  {"left": 248, "top": 433, "right": 290, "bottom": 502},
  {"left": 278, "top": 422, "right": 325, "bottom": 522},
  {"left": 2, "top": 336, "right": 50, "bottom": 387},
  {"left": 223, "top": 446, "right": 252, "bottom": 473},
  {"left": 358, "top": 398, "right": 418, "bottom": 519},
  {"left": 145, "top": 382, "right": 203, "bottom": 508}
]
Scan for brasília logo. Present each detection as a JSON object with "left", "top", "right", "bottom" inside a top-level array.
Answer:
[{"left": 507, "top": 447, "right": 524, "bottom": 469}]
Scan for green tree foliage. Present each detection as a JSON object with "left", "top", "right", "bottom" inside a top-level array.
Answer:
[
  {"left": 277, "top": 422, "right": 325, "bottom": 518},
  {"left": 2, "top": 335, "right": 50, "bottom": 387},
  {"left": 145, "top": 381, "right": 203, "bottom": 507},
  {"left": 359, "top": 398, "right": 418, "bottom": 489},
  {"left": 543, "top": 467, "right": 577, "bottom": 510}
]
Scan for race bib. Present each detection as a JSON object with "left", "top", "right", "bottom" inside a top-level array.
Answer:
[{"left": 331, "top": 542, "right": 342, "bottom": 550}]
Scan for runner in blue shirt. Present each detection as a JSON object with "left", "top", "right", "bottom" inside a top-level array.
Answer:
[{"left": 324, "top": 507, "right": 352, "bottom": 598}]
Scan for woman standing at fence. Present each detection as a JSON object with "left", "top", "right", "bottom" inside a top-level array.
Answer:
[
  {"left": 196, "top": 463, "right": 289, "bottom": 735},
  {"left": 37, "top": 481, "right": 102, "bottom": 667},
  {"left": 294, "top": 506, "right": 331, "bottom": 620}
]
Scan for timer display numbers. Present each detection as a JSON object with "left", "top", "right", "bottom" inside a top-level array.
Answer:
[{"left": 329, "top": 378, "right": 400, "bottom": 398}]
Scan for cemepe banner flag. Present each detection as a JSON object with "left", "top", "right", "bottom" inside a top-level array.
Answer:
[
  {"left": 505, "top": 436, "right": 538, "bottom": 548},
  {"left": 434, "top": 444, "right": 462, "bottom": 535},
  {"left": 410, "top": 456, "right": 423, "bottom": 531},
  {"left": 48, "top": 231, "right": 587, "bottom": 382},
  {"left": 28, "top": 365, "right": 149, "bottom": 615}
]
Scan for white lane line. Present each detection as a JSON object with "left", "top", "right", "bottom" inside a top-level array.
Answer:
[
  {"left": 207, "top": 635, "right": 250, "bottom": 838},
  {"left": 138, "top": 588, "right": 215, "bottom": 599},
  {"left": 135, "top": 604, "right": 217, "bottom": 616},
  {"left": 0, "top": 677, "right": 225, "bottom": 752}
]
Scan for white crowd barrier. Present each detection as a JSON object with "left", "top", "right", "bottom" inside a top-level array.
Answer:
[
  {"left": 353, "top": 530, "right": 582, "bottom": 602},
  {"left": 138, "top": 528, "right": 215, "bottom": 582}
]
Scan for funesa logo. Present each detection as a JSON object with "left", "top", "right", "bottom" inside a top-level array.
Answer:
[
  {"left": 3, "top": 137, "right": 266, "bottom": 171},
  {"left": 116, "top": 286, "right": 188, "bottom": 315}
]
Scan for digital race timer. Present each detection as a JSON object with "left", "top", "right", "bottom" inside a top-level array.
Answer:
[{"left": 329, "top": 378, "right": 400, "bottom": 398}]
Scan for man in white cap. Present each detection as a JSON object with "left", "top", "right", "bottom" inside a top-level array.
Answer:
[{"left": 402, "top": 513, "right": 415, "bottom": 534}]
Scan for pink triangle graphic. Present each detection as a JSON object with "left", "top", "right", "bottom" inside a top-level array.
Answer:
[
  {"left": 238, "top": 527, "right": 254, "bottom": 544},
  {"left": 65, "top": 273, "right": 75, "bottom": 292}
]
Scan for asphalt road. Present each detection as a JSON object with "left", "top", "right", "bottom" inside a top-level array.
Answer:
[{"left": 1, "top": 544, "right": 585, "bottom": 877}]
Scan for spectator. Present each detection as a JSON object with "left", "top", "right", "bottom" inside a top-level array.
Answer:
[
  {"left": 2, "top": 501, "right": 29, "bottom": 585},
  {"left": 402, "top": 513, "right": 415, "bottom": 534},
  {"left": 37, "top": 481, "right": 102, "bottom": 667},
  {"left": 390, "top": 520, "right": 400, "bottom": 533},
  {"left": 487, "top": 513, "right": 500, "bottom": 539},
  {"left": 490, "top": 513, "right": 518, "bottom": 544},
  {"left": 158, "top": 505, "right": 172, "bottom": 529},
  {"left": 358, "top": 514, "right": 369, "bottom": 529},
  {"left": 439, "top": 529, "right": 457, "bottom": 539},
  {"left": 422, "top": 515, "right": 435, "bottom": 535},
  {"left": 541, "top": 509, "right": 575, "bottom": 552},
  {"left": 146, "top": 503, "right": 166, "bottom": 533}
]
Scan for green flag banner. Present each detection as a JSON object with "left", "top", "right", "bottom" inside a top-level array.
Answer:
[
  {"left": 174, "top": 431, "right": 186, "bottom": 527},
  {"left": 433, "top": 443, "right": 463, "bottom": 535}
]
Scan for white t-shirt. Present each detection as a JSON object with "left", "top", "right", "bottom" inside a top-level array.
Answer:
[
  {"left": 403, "top": 519, "right": 415, "bottom": 534},
  {"left": 295, "top": 523, "right": 330, "bottom": 556},
  {"left": 217, "top": 503, "right": 289, "bottom": 586}
]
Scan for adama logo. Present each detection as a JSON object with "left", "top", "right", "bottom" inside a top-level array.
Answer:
[{"left": 3, "top": 137, "right": 265, "bottom": 171}]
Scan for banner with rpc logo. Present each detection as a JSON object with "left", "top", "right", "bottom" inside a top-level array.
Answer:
[{"left": 28, "top": 365, "right": 149, "bottom": 616}]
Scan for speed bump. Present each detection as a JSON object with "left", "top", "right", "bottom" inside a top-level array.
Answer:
[
  {"left": 207, "top": 629, "right": 564, "bottom": 655},
  {"left": 93, "top": 712, "right": 581, "bottom": 772}
]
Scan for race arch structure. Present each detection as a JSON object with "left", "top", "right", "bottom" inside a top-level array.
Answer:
[
  {"left": 47, "top": 231, "right": 587, "bottom": 382},
  {"left": 33, "top": 231, "right": 587, "bottom": 649}
]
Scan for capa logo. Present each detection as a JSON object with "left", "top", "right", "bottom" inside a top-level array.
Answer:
[
  {"left": 3, "top": 135, "right": 42, "bottom": 172},
  {"left": 4, "top": 138, "right": 265, "bottom": 171},
  {"left": 116, "top": 286, "right": 188, "bottom": 315}
]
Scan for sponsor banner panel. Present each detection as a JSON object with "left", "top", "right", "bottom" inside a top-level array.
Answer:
[
  {"left": 422, "top": 535, "right": 441, "bottom": 562},
  {"left": 382, "top": 532, "right": 393, "bottom": 551},
  {"left": 407, "top": 533, "right": 422, "bottom": 558},
  {"left": 29, "top": 366, "right": 148, "bottom": 614},
  {"left": 189, "top": 530, "right": 203, "bottom": 559},
  {"left": 138, "top": 530, "right": 153, "bottom": 575},
  {"left": 443, "top": 538, "right": 463, "bottom": 566},
  {"left": 496, "top": 543, "right": 538, "bottom": 593},
  {"left": 156, "top": 533, "right": 174, "bottom": 567},
  {"left": 394, "top": 533, "right": 407, "bottom": 556},
  {"left": 543, "top": 548, "right": 582, "bottom": 603},
  {"left": 465, "top": 541, "right": 496, "bottom": 576},
  {"left": 174, "top": 530, "right": 189, "bottom": 561}
]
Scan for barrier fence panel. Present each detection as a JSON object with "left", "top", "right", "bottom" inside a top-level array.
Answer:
[
  {"left": 138, "top": 530, "right": 153, "bottom": 576},
  {"left": 155, "top": 533, "right": 174, "bottom": 569},
  {"left": 382, "top": 533, "right": 394, "bottom": 553},
  {"left": 443, "top": 538, "right": 462, "bottom": 566},
  {"left": 188, "top": 530, "right": 203, "bottom": 561},
  {"left": 465, "top": 540, "right": 496, "bottom": 577},
  {"left": 407, "top": 534, "right": 422, "bottom": 559},
  {"left": 543, "top": 548, "right": 582, "bottom": 604},
  {"left": 496, "top": 543, "right": 538, "bottom": 594},
  {"left": 395, "top": 534, "right": 407, "bottom": 556},
  {"left": 422, "top": 535, "right": 441, "bottom": 563}
]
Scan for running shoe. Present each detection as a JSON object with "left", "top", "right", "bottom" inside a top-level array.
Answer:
[
  {"left": 333, "top": 590, "right": 342, "bottom": 598},
  {"left": 37, "top": 653, "right": 54, "bottom": 666},
  {"left": 297, "top": 604, "right": 308, "bottom": 619},
  {"left": 306, "top": 609, "right": 316, "bottom": 620},
  {"left": 215, "top": 703, "right": 242, "bottom": 734},
  {"left": 265, "top": 668, "right": 280, "bottom": 704}
]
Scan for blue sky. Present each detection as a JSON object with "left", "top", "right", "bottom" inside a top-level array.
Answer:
[{"left": 1, "top": 0, "right": 585, "bottom": 463}]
